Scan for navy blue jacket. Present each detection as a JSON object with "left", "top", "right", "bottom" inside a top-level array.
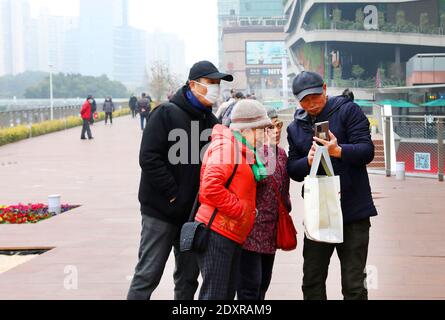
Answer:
[{"left": 287, "top": 96, "right": 378, "bottom": 224}]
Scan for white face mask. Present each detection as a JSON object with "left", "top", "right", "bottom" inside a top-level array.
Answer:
[{"left": 194, "top": 81, "right": 220, "bottom": 104}]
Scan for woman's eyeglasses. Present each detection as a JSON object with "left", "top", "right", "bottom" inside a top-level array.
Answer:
[{"left": 267, "top": 121, "right": 284, "bottom": 130}]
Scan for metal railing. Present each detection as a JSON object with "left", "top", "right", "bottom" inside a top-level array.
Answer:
[
  {"left": 303, "top": 21, "right": 445, "bottom": 36},
  {"left": 0, "top": 99, "right": 129, "bottom": 128},
  {"left": 0, "top": 105, "right": 81, "bottom": 128},
  {"left": 275, "top": 111, "right": 444, "bottom": 181},
  {"left": 382, "top": 115, "right": 444, "bottom": 181}
]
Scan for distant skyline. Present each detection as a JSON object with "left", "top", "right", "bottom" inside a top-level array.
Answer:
[{"left": 28, "top": 0, "right": 219, "bottom": 69}]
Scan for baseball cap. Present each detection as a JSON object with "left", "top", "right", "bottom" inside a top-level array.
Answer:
[
  {"left": 292, "top": 71, "right": 325, "bottom": 102},
  {"left": 188, "top": 61, "right": 234, "bottom": 82}
]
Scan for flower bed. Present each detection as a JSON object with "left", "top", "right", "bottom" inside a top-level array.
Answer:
[{"left": 0, "top": 203, "right": 80, "bottom": 224}]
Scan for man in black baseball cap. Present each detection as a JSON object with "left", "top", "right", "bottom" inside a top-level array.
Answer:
[
  {"left": 187, "top": 61, "right": 233, "bottom": 109},
  {"left": 189, "top": 60, "right": 234, "bottom": 82},
  {"left": 287, "top": 70, "right": 377, "bottom": 300},
  {"left": 128, "top": 61, "right": 233, "bottom": 300}
]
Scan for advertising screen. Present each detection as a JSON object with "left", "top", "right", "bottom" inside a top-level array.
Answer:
[{"left": 246, "top": 41, "right": 286, "bottom": 65}]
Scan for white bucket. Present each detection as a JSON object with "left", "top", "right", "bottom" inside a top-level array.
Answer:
[
  {"left": 48, "top": 194, "right": 61, "bottom": 214},
  {"left": 396, "top": 162, "right": 406, "bottom": 181}
]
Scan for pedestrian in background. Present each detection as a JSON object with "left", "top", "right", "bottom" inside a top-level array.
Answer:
[
  {"left": 137, "top": 93, "right": 152, "bottom": 131},
  {"left": 342, "top": 89, "right": 355, "bottom": 101},
  {"left": 221, "top": 92, "right": 245, "bottom": 126},
  {"left": 215, "top": 90, "right": 236, "bottom": 120},
  {"left": 103, "top": 96, "right": 115, "bottom": 125},
  {"left": 89, "top": 97, "right": 97, "bottom": 125},
  {"left": 80, "top": 95, "right": 94, "bottom": 140},
  {"left": 129, "top": 95, "right": 138, "bottom": 118}
]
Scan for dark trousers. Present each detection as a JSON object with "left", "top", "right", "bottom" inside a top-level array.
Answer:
[
  {"left": 140, "top": 114, "right": 146, "bottom": 131},
  {"left": 302, "top": 218, "right": 371, "bottom": 300},
  {"left": 131, "top": 109, "right": 137, "bottom": 118},
  {"left": 81, "top": 119, "right": 92, "bottom": 139},
  {"left": 127, "top": 215, "right": 200, "bottom": 300},
  {"left": 105, "top": 112, "right": 113, "bottom": 124},
  {"left": 237, "top": 249, "right": 275, "bottom": 300},
  {"left": 197, "top": 230, "right": 241, "bottom": 300}
]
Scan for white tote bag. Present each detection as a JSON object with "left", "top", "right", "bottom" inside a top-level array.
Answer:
[{"left": 303, "top": 146, "right": 343, "bottom": 243}]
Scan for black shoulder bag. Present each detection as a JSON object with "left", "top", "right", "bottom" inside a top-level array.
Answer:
[{"left": 180, "top": 139, "right": 239, "bottom": 253}]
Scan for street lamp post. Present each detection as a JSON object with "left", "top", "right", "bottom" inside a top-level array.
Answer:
[
  {"left": 282, "top": 56, "right": 289, "bottom": 110},
  {"left": 49, "top": 64, "right": 54, "bottom": 120}
]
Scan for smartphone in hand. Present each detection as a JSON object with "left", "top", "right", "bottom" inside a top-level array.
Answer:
[{"left": 314, "top": 121, "right": 330, "bottom": 145}]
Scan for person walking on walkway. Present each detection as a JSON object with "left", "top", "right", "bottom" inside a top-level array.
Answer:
[
  {"left": 195, "top": 99, "right": 272, "bottom": 300},
  {"left": 287, "top": 71, "right": 378, "bottom": 300},
  {"left": 221, "top": 92, "right": 245, "bottom": 126},
  {"left": 237, "top": 108, "right": 291, "bottom": 301},
  {"left": 129, "top": 95, "right": 138, "bottom": 118},
  {"left": 89, "top": 97, "right": 97, "bottom": 126},
  {"left": 127, "top": 61, "right": 233, "bottom": 300},
  {"left": 137, "top": 93, "right": 152, "bottom": 131},
  {"left": 103, "top": 96, "right": 115, "bottom": 125},
  {"left": 215, "top": 89, "right": 236, "bottom": 120},
  {"left": 80, "top": 95, "right": 94, "bottom": 140}
]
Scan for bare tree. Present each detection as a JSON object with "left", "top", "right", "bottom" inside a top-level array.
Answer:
[{"left": 148, "top": 61, "right": 182, "bottom": 103}]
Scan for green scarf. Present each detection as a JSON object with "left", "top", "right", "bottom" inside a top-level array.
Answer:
[{"left": 232, "top": 131, "right": 268, "bottom": 182}]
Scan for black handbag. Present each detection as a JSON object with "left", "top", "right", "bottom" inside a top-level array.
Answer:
[{"left": 180, "top": 140, "right": 239, "bottom": 253}]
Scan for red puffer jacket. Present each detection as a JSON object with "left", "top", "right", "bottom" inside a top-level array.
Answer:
[
  {"left": 195, "top": 125, "right": 257, "bottom": 244},
  {"left": 80, "top": 101, "right": 92, "bottom": 120}
]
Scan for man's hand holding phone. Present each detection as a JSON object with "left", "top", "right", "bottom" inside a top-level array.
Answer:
[{"left": 313, "top": 130, "right": 342, "bottom": 159}]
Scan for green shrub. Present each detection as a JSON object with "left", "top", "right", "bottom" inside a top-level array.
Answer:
[{"left": 0, "top": 126, "right": 30, "bottom": 146}]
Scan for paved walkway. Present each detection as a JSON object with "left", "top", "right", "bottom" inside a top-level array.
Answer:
[{"left": 0, "top": 115, "right": 444, "bottom": 300}]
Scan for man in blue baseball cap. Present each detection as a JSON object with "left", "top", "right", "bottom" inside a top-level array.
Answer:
[{"left": 287, "top": 71, "right": 378, "bottom": 300}]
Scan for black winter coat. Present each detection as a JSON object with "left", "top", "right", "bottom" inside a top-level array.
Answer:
[
  {"left": 138, "top": 86, "right": 219, "bottom": 226},
  {"left": 287, "top": 96, "right": 378, "bottom": 224}
]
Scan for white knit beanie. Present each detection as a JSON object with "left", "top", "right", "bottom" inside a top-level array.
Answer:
[{"left": 229, "top": 100, "right": 272, "bottom": 131}]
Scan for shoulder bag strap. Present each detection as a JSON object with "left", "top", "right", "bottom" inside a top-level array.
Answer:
[{"left": 206, "top": 137, "right": 239, "bottom": 230}]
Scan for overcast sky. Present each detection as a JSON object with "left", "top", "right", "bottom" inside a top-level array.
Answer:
[{"left": 29, "top": 0, "right": 219, "bottom": 68}]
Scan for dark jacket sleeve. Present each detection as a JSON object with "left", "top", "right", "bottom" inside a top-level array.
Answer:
[
  {"left": 280, "top": 149, "right": 292, "bottom": 212},
  {"left": 139, "top": 106, "right": 179, "bottom": 200},
  {"left": 339, "top": 103, "right": 375, "bottom": 166},
  {"left": 286, "top": 126, "right": 311, "bottom": 182}
]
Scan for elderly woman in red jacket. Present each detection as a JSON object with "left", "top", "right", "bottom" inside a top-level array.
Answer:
[{"left": 195, "top": 99, "right": 272, "bottom": 300}]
